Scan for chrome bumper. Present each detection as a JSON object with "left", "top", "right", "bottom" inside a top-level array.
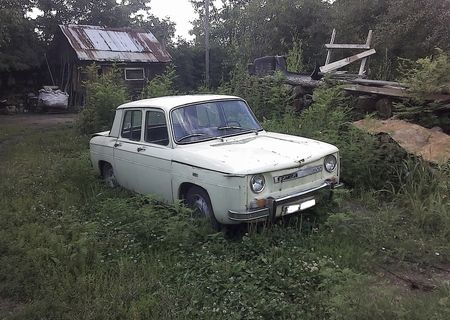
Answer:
[{"left": 228, "top": 181, "right": 343, "bottom": 222}]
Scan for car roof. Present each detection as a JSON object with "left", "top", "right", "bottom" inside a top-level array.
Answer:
[{"left": 116, "top": 94, "right": 242, "bottom": 111}]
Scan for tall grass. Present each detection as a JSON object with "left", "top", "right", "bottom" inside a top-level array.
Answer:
[
  {"left": 1, "top": 94, "right": 449, "bottom": 319},
  {"left": 264, "top": 86, "right": 407, "bottom": 190},
  {"left": 77, "top": 65, "right": 129, "bottom": 134}
]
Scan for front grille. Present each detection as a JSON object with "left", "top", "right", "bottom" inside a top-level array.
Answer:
[{"left": 269, "top": 160, "right": 324, "bottom": 193}]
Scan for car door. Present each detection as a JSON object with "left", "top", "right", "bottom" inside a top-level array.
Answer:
[
  {"left": 113, "top": 108, "right": 143, "bottom": 191},
  {"left": 132, "top": 108, "right": 173, "bottom": 202}
]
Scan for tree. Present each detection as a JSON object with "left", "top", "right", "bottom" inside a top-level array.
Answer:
[
  {"left": 376, "top": 0, "right": 450, "bottom": 60},
  {"left": 170, "top": 39, "right": 204, "bottom": 92},
  {"left": 133, "top": 13, "right": 176, "bottom": 48},
  {"left": 0, "top": 0, "right": 43, "bottom": 71},
  {"left": 189, "top": 0, "right": 332, "bottom": 69},
  {"left": 331, "top": 0, "right": 450, "bottom": 79},
  {"left": 34, "top": 0, "right": 151, "bottom": 42}
]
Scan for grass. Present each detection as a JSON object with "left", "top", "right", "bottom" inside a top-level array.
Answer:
[
  {"left": 0, "top": 123, "right": 28, "bottom": 141},
  {"left": 1, "top": 121, "right": 450, "bottom": 319}
]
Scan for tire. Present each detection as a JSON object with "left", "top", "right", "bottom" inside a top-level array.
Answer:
[
  {"left": 101, "top": 163, "right": 118, "bottom": 188},
  {"left": 185, "top": 186, "right": 221, "bottom": 231}
]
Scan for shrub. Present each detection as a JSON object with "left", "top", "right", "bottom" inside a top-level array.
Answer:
[
  {"left": 394, "top": 50, "right": 450, "bottom": 130},
  {"left": 77, "top": 65, "right": 129, "bottom": 134},
  {"left": 399, "top": 49, "right": 450, "bottom": 100},
  {"left": 141, "top": 65, "right": 177, "bottom": 98},
  {"left": 218, "top": 66, "right": 292, "bottom": 120},
  {"left": 286, "top": 37, "right": 304, "bottom": 73},
  {"left": 264, "top": 86, "right": 406, "bottom": 190}
]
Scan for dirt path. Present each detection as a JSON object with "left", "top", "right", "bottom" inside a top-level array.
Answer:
[
  {"left": 0, "top": 113, "right": 77, "bottom": 128},
  {"left": 0, "top": 113, "right": 77, "bottom": 159}
]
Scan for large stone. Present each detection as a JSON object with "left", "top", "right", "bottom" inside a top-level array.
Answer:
[{"left": 354, "top": 119, "right": 450, "bottom": 164}]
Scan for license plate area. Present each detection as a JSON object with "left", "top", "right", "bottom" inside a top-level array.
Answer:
[{"left": 281, "top": 197, "right": 316, "bottom": 216}]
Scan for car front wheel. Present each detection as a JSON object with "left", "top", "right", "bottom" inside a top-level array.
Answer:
[{"left": 185, "top": 186, "right": 221, "bottom": 231}]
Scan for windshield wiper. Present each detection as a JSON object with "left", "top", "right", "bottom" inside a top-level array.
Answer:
[
  {"left": 177, "top": 133, "right": 214, "bottom": 142},
  {"left": 218, "top": 126, "right": 259, "bottom": 134}
]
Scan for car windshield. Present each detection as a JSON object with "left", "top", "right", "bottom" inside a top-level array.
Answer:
[{"left": 171, "top": 100, "right": 263, "bottom": 144}]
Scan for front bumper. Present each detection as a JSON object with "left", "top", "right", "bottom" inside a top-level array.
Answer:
[{"left": 228, "top": 181, "right": 343, "bottom": 222}]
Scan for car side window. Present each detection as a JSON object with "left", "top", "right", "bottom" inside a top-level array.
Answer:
[
  {"left": 121, "top": 110, "right": 142, "bottom": 141},
  {"left": 145, "top": 110, "right": 169, "bottom": 146}
]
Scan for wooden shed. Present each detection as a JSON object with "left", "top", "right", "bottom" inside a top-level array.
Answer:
[{"left": 50, "top": 24, "right": 172, "bottom": 106}]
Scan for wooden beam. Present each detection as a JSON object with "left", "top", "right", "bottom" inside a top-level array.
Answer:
[
  {"left": 358, "top": 30, "right": 373, "bottom": 76},
  {"left": 325, "top": 44, "right": 371, "bottom": 50},
  {"left": 325, "top": 29, "right": 336, "bottom": 65},
  {"left": 285, "top": 74, "right": 321, "bottom": 88},
  {"left": 320, "top": 49, "right": 376, "bottom": 73},
  {"left": 350, "top": 78, "right": 407, "bottom": 88},
  {"left": 343, "top": 84, "right": 408, "bottom": 98}
]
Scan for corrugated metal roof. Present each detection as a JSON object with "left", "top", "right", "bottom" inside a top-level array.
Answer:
[{"left": 59, "top": 24, "right": 172, "bottom": 63}]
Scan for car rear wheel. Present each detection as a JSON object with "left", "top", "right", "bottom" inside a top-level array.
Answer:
[
  {"left": 101, "top": 163, "right": 118, "bottom": 188},
  {"left": 185, "top": 186, "right": 221, "bottom": 231}
]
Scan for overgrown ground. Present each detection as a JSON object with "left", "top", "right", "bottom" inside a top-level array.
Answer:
[{"left": 1, "top": 109, "right": 449, "bottom": 319}]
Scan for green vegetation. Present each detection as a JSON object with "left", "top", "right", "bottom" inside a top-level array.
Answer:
[
  {"left": 4, "top": 0, "right": 449, "bottom": 90},
  {"left": 264, "top": 87, "right": 406, "bottom": 190},
  {"left": 1, "top": 85, "right": 449, "bottom": 319},
  {"left": 400, "top": 50, "right": 450, "bottom": 99},
  {"left": 77, "top": 65, "right": 129, "bottom": 134},
  {"left": 2, "top": 0, "right": 450, "bottom": 317},
  {"left": 286, "top": 37, "right": 304, "bottom": 73},
  {"left": 218, "top": 68, "right": 292, "bottom": 120},
  {"left": 393, "top": 50, "right": 450, "bottom": 130},
  {"left": 142, "top": 65, "right": 177, "bottom": 99}
]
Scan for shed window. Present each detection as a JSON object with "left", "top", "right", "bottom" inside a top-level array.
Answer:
[{"left": 125, "top": 68, "right": 145, "bottom": 81}]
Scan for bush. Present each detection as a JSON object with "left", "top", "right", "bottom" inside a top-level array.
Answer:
[
  {"left": 399, "top": 49, "right": 450, "bottom": 100},
  {"left": 141, "top": 65, "right": 177, "bottom": 98},
  {"left": 77, "top": 65, "right": 129, "bottom": 134},
  {"left": 393, "top": 50, "right": 450, "bottom": 131},
  {"left": 264, "top": 86, "right": 406, "bottom": 190},
  {"left": 286, "top": 37, "right": 304, "bottom": 73},
  {"left": 218, "top": 66, "right": 292, "bottom": 120}
]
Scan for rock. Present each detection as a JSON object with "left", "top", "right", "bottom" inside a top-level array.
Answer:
[{"left": 354, "top": 119, "right": 450, "bottom": 164}]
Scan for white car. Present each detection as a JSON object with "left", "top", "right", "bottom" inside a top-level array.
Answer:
[{"left": 89, "top": 95, "right": 342, "bottom": 229}]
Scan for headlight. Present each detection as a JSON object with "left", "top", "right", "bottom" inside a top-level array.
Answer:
[
  {"left": 324, "top": 154, "right": 337, "bottom": 172},
  {"left": 250, "top": 174, "right": 265, "bottom": 193}
]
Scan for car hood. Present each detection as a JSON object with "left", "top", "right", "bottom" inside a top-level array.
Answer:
[{"left": 172, "top": 132, "right": 339, "bottom": 175}]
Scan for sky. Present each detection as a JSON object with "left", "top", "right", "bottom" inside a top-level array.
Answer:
[
  {"left": 28, "top": 0, "right": 222, "bottom": 41},
  {"left": 149, "top": 0, "right": 197, "bottom": 40},
  {"left": 150, "top": 0, "right": 222, "bottom": 40}
]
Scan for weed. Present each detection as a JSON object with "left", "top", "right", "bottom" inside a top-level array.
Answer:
[
  {"left": 1, "top": 108, "right": 449, "bottom": 319},
  {"left": 77, "top": 65, "right": 129, "bottom": 134},
  {"left": 264, "top": 87, "right": 406, "bottom": 190},
  {"left": 218, "top": 67, "right": 292, "bottom": 120},
  {"left": 142, "top": 65, "right": 177, "bottom": 98}
]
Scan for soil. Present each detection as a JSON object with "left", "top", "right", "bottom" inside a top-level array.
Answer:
[
  {"left": 0, "top": 113, "right": 77, "bottom": 159},
  {"left": 0, "top": 113, "right": 77, "bottom": 128}
]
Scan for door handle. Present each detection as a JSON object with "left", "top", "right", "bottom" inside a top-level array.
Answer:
[
  {"left": 114, "top": 142, "right": 122, "bottom": 147},
  {"left": 137, "top": 146, "right": 146, "bottom": 152}
]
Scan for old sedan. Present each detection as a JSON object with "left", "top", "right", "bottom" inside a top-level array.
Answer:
[{"left": 89, "top": 95, "right": 342, "bottom": 229}]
